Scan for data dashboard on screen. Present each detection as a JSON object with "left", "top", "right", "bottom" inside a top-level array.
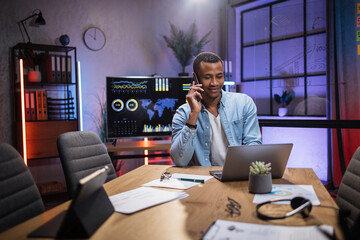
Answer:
[{"left": 106, "top": 76, "right": 192, "bottom": 139}]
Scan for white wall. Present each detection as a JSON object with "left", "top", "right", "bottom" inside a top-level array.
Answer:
[
  {"left": 262, "top": 126, "right": 328, "bottom": 182},
  {"left": 0, "top": 0, "right": 226, "bottom": 143}
]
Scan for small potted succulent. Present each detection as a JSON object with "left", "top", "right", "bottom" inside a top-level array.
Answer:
[
  {"left": 274, "top": 90, "right": 293, "bottom": 116},
  {"left": 248, "top": 161, "right": 272, "bottom": 194}
]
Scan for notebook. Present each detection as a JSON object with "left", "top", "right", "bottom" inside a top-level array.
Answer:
[{"left": 209, "top": 143, "right": 293, "bottom": 182}]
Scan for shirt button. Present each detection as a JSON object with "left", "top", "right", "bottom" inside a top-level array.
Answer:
[
  {"left": 206, "top": 126, "right": 209, "bottom": 129},
  {"left": 205, "top": 143, "right": 208, "bottom": 146}
]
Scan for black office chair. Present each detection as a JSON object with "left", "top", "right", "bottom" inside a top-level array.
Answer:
[
  {"left": 57, "top": 131, "right": 117, "bottom": 198},
  {"left": 336, "top": 146, "right": 360, "bottom": 227},
  {"left": 0, "top": 142, "right": 45, "bottom": 233}
]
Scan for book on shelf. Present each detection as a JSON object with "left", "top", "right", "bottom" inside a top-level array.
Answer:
[
  {"left": 49, "top": 54, "right": 56, "bottom": 83},
  {"left": 22, "top": 90, "right": 49, "bottom": 121},
  {"left": 38, "top": 53, "right": 51, "bottom": 83},
  {"left": 25, "top": 91, "right": 30, "bottom": 121},
  {"left": 46, "top": 53, "right": 56, "bottom": 83},
  {"left": 41, "top": 90, "right": 48, "bottom": 120},
  {"left": 61, "top": 56, "right": 66, "bottom": 83},
  {"left": 30, "top": 91, "right": 36, "bottom": 121},
  {"left": 67, "top": 55, "right": 72, "bottom": 83},
  {"left": 37, "top": 53, "right": 72, "bottom": 83},
  {"left": 35, "top": 90, "right": 42, "bottom": 120},
  {"left": 56, "top": 55, "right": 61, "bottom": 83}
]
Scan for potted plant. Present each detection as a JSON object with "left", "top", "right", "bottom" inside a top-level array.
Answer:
[
  {"left": 248, "top": 161, "right": 272, "bottom": 194},
  {"left": 162, "top": 22, "right": 211, "bottom": 76},
  {"left": 274, "top": 90, "right": 293, "bottom": 116},
  {"left": 90, "top": 93, "right": 107, "bottom": 143}
]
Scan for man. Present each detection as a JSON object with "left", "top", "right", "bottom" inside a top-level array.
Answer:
[{"left": 170, "top": 52, "right": 261, "bottom": 166}]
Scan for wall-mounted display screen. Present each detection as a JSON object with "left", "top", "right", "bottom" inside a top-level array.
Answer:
[{"left": 106, "top": 76, "right": 191, "bottom": 139}]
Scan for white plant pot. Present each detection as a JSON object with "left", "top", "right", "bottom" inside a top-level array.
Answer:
[{"left": 278, "top": 107, "right": 288, "bottom": 117}]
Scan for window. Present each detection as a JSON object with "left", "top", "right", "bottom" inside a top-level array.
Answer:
[{"left": 239, "top": 0, "right": 327, "bottom": 116}]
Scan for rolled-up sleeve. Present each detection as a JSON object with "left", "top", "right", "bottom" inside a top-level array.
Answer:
[{"left": 170, "top": 106, "right": 196, "bottom": 166}]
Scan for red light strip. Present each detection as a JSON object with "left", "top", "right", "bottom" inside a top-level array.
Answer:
[{"left": 19, "top": 59, "right": 27, "bottom": 165}]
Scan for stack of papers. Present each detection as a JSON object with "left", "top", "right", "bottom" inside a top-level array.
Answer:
[
  {"left": 203, "top": 220, "right": 334, "bottom": 240},
  {"left": 142, "top": 173, "right": 213, "bottom": 190},
  {"left": 109, "top": 174, "right": 212, "bottom": 214},
  {"left": 253, "top": 184, "right": 320, "bottom": 205},
  {"left": 109, "top": 187, "right": 188, "bottom": 214}
]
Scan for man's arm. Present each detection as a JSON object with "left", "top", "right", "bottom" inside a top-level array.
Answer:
[
  {"left": 170, "top": 81, "right": 203, "bottom": 166},
  {"left": 170, "top": 107, "right": 197, "bottom": 166}
]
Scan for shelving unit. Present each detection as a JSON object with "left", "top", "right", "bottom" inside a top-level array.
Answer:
[{"left": 11, "top": 43, "right": 79, "bottom": 162}]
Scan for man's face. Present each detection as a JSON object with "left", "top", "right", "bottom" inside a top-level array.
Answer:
[{"left": 198, "top": 61, "right": 224, "bottom": 100}]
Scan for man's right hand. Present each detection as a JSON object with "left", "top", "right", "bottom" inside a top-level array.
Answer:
[{"left": 186, "top": 81, "right": 203, "bottom": 114}]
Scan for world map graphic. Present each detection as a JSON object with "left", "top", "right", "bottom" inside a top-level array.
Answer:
[{"left": 140, "top": 98, "right": 178, "bottom": 121}]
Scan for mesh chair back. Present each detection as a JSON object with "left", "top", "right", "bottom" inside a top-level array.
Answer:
[
  {"left": 57, "top": 131, "right": 117, "bottom": 198},
  {"left": 336, "top": 146, "right": 360, "bottom": 226},
  {"left": 0, "top": 143, "right": 45, "bottom": 232}
]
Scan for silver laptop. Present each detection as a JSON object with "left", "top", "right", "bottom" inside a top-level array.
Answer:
[{"left": 209, "top": 143, "right": 293, "bottom": 181}]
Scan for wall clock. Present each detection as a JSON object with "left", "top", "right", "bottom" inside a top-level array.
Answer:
[{"left": 83, "top": 27, "right": 106, "bottom": 51}]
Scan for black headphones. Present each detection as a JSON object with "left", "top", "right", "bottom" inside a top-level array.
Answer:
[{"left": 256, "top": 196, "right": 312, "bottom": 220}]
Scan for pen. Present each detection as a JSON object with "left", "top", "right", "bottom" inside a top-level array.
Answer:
[{"left": 178, "top": 178, "right": 205, "bottom": 183}]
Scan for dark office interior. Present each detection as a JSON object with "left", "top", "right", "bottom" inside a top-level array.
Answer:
[{"left": 1, "top": 0, "right": 360, "bottom": 239}]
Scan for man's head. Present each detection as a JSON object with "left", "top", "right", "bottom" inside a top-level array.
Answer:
[
  {"left": 192, "top": 52, "right": 224, "bottom": 102},
  {"left": 193, "top": 52, "right": 223, "bottom": 74}
]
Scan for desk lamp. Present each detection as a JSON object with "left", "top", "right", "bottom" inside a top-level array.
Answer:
[{"left": 18, "top": 9, "right": 46, "bottom": 43}]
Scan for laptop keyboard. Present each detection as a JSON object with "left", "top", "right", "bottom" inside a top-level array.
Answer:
[
  {"left": 210, "top": 171, "right": 223, "bottom": 179},
  {"left": 213, "top": 173, "right": 222, "bottom": 178}
]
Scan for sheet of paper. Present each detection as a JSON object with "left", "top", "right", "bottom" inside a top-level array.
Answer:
[
  {"left": 253, "top": 184, "right": 320, "bottom": 205},
  {"left": 142, "top": 173, "right": 213, "bottom": 190},
  {"left": 109, "top": 187, "right": 188, "bottom": 214},
  {"left": 203, "top": 219, "right": 333, "bottom": 240}
]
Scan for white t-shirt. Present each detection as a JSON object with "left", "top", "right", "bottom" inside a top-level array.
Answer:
[{"left": 206, "top": 110, "right": 229, "bottom": 166}]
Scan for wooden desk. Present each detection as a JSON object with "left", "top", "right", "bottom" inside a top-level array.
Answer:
[{"left": 0, "top": 165, "right": 342, "bottom": 240}]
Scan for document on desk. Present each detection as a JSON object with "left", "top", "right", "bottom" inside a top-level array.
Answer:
[
  {"left": 109, "top": 187, "right": 188, "bottom": 214},
  {"left": 203, "top": 219, "right": 334, "bottom": 240},
  {"left": 253, "top": 184, "right": 320, "bottom": 205},
  {"left": 142, "top": 173, "right": 213, "bottom": 190}
]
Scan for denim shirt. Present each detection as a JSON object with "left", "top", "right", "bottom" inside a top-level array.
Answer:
[{"left": 170, "top": 90, "right": 262, "bottom": 166}]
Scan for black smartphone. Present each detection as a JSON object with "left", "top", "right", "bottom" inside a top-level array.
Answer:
[
  {"left": 192, "top": 73, "right": 201, "bottom": 102},
  {"left": 193, "top": 72, "right": 200, "bottom": 85}
]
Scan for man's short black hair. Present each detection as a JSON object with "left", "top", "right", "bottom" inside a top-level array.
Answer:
[{"left": 193, "top": 52, "right": 223, "bottom": 73}]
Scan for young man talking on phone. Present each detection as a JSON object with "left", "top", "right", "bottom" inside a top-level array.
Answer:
[{"left": 170, "top": 52, "right": 261, "bottom": 166}]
